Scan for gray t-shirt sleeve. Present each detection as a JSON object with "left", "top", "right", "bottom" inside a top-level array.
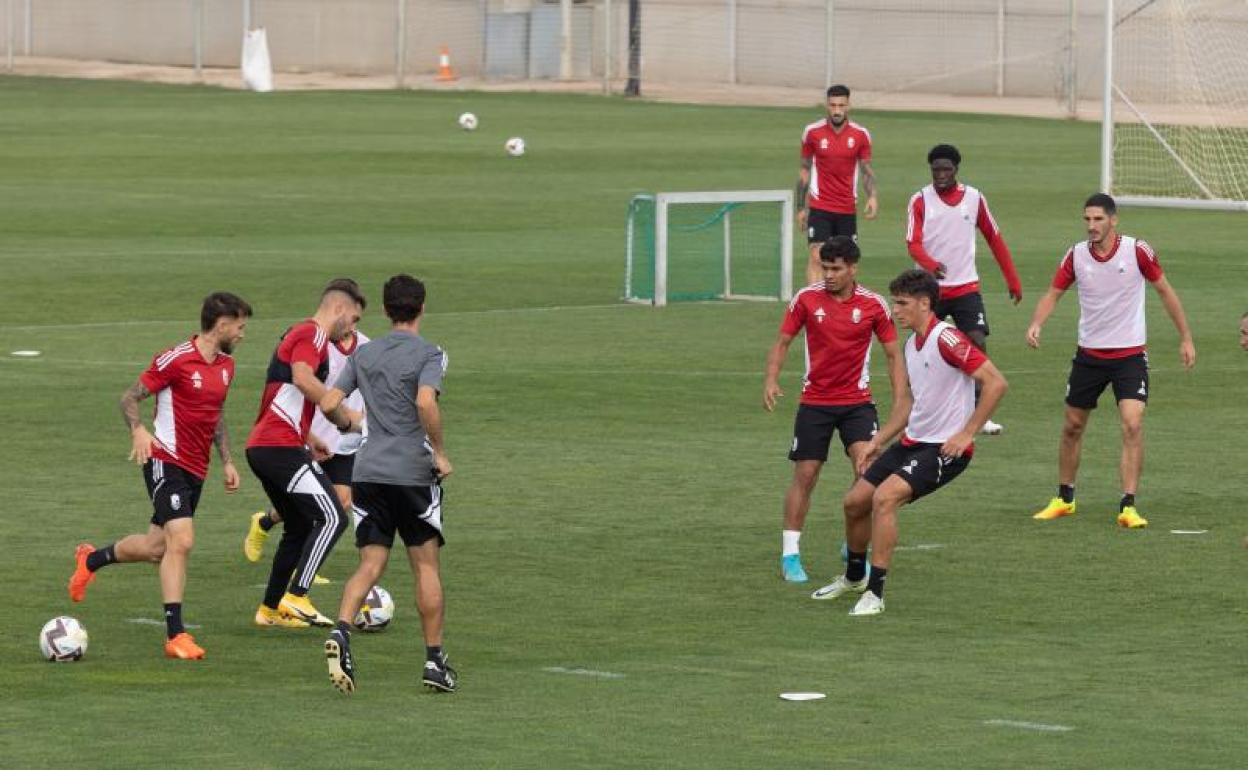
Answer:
[
  {"left": 418, "top": 346, "right": 447, "bottom": 393},
  {"left": 333, "top": 354, "right": 358, "bottom": 395}
]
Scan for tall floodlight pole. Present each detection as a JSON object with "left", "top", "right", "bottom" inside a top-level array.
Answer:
[
  {"left": 193, "top": 0, "right": 204, "bottom": 79},
  {"left": 1100, "top": 0, "right": 1114, "bottom": 193},
  {"left": 625, "top": 0, "right": 640, "bottom": 96},
  {"left": 395, "top": 0, "right": 407, "bottom": 88}
]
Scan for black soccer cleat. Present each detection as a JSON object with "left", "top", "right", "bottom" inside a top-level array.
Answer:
[
  {"left": 422, "top": 657, "right": 458, "bottom": 693},
  {"left": 325, "top": 630, "right": 356, "bottom": 695}
]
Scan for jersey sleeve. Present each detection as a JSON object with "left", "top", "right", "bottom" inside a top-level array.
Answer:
[
  {"left": 139, "top": 350, "right": 177, "bottom": 393},
  {"left": 800, "top": 127, "right": 815, "bottom": 159},
  {"left": 286, "top": 324, "right": 323, "bottom": 369},
  {"left": 1135, "top": 240, "right": 1165, "bottom": 281},
  {"left": 977, "top": 195, "right": 1021, "bottom": 296},
  {"left": 779, "top": 297, "right": 806, "bottom": 337},
  {"left": 936, "top": 326, "right": 987, "bottom": 375},
  {"left": 872, "top": 302, "right": 898, "bottom": 343},
  {"left": 332, "top": 354, "right": 358, "bottom": 395},
  {"left": 857, "top": 128, "right": 872, "bottom": 162},
  {"left": 418, "top": 346, "right": 448, "bottom": 393},
  {"left": 1052, "top": 248, "right": 1076, "bottom": 290}
]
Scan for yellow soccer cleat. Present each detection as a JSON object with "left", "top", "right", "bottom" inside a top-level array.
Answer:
[
  {"left": 1117, "top": 506, "right": 1149, "bottom": 529},
  {"left": 1033, "top": 497, "right": 1076, "bottom": 521},
  {"left": 280, "top": 592, "right": 334, "bottom": 627},
  {"left": 244, "top": 511, "right": 270, "bottom": 563},
  {"left": 254, "top": 604, "right": 310, "bottom": 628}
]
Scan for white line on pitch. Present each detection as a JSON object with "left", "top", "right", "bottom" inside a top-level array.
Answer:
[
  {"left": 895, "top": 543, "right": 945, "bottom": 552},
  {"left": 983, "top": 719, "right": 1074, "bottom": 733},
  {"left": 542, "top": 666, "right": 626, "bottom": 680},
  {"left": 127, "top": 618, "right": 202, "bottom": 630}
]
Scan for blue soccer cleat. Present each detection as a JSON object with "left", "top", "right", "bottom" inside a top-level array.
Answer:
[{"left": 781, "top": 554, "right": 808, "bottom": 583}]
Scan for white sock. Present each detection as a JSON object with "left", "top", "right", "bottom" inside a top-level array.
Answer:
[{"left": 782, "top": 530, "right": 801, "bottom": 556}]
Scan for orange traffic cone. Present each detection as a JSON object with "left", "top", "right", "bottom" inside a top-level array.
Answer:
[{"left": 436, "top": 45, "right": 456, "bottom": 82}]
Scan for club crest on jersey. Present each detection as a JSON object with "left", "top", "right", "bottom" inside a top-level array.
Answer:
[
  {"left": 190, "top": 371, "right": 203, "bottom": 389},
  {"left": 852, "top": 308, "right": 862, "bottom": 324},
  {"left": 814, "top": 307, "right": 827, "bottom": 323},
  {"left": 847, "top": 136, "right": 855, "bottom": 148}
]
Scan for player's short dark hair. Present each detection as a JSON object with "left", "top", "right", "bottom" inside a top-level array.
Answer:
[
  {"left": 889, "top": 268, "right": 940, "bottom": 307},
  {"left": 1084, "top": 192, "right": 1117, "bottom": 215},
  {"left": 826, "top": 84, "right": 851, "bottom": 99},
  {"left": 383, "top": 274, "right": 426, "bottom": 323},
  {"left": 927, "top": 144, "right": 961, "bottom": 166},
  {"left": 200, "top": 291, "right": 253, "bottom": 332},
  {"left": 819, "top": 236, "right": 861, "bottom": 264},
  {"left": 322, "top": 277, "right": 367, "bottom": 310}
]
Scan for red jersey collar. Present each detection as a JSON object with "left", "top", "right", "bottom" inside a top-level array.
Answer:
[
  {"left": 1088, "top": 234, "right": 1122, "bottom": 262},
  {"left": 934, "top": 183, "right": 966, "bottom": 206}
]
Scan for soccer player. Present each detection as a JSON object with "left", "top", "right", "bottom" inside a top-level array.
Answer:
[
  {"left": 246, "top": 278, "right": 365, "bottom": 628},
  {"left": 797, "top": 84, "right": 878, "bottom": 286},
  {"left": 320, "top": 274, "right": 456, "bottom": 695},
  {"left": 811, "top": 269, "right": 1007, "bottom": 616},
  {"left": 68, "top": 292, "right": 253, "bottom": 658},
  {"left": 906, "top": 143, "right": 1021, "bottom": 435},
  {"left": 244, "top": 325, "right": 370, "bottom": 569},
  {"left": 1239, "top": 311, "right": 1248, "bottom": 351},
  {"left": 1026, "top": 193, "right": 1196, "bottom": 528},
  {"left": 763, "top": 236, "right": 904, "bottom": 583}
]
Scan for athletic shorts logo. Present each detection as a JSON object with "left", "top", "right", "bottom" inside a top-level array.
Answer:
[
  {"left": 977, "top": 312, "right": 985, "bottom": 327},
  {"left": 170, "top": 493, "right": 182, "bottom": 511},
  {"left": 791, "top": 437, "right": 799, "bottom": 452},
  {"left": 901, "top": 459, "right": 918, "bottom": 475},
  {"left": 1138, "top": 380, "right": 1147, "bottom": 396}
]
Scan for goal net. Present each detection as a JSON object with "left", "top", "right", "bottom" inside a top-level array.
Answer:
[
  {"left": 1104, "top": 0, "right": 1248, "bottom": 210},
  {"left": 624, "top": 191, "right": 794, "bottom": 306}
]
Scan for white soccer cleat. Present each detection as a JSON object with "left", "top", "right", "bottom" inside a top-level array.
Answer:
[
  {"left": 810, "top": 574, "right": 868, "bottom": 601},
  {"left": 848, "top": 591, "right": 884, "bottom": 616},
  {"left": 980, "top": 419, "right": 1003, "bottom": 435}
]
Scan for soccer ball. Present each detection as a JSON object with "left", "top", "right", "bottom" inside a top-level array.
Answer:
[
  {"left": 40, "top": 616, "right": 88, "bottom": 662},
  {"left": 354, "top": 585, "right": 394, "bottom": 632},
  {"left": 457, "top": 112, "right": 478, "bottom": 131},
  {"left": 505, "top": 136, "right": 526, "bottom": 157}
]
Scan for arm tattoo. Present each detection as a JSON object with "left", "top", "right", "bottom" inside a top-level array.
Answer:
[
  {"left": 861, "top": 163, "right": 877, "bottom": 198},
  {"left": 119, "top": 381, "right": 152, "bottom": 431},
  {"left": 794, "top": 177, "right": 809, "bottom": 205},
  {"left": 213, "top": 418, "right": 233, "bottom": 464}
]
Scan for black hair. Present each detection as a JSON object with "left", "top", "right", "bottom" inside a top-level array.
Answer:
[
  {"left": 1084, "top": 192, "right": 1117, "bottom": 215},
  {"left": 927, "top": 144, "right": 961, "bottom": 166},
  {"left": 826, "top": 84, "right": 850, "bottom": 99},
  {"left": 322, "top": 277, "right": 367, "bottom": 310},
  {"left": 889, "top": 269, "right": 940, "bottom": 308},
  {"left": 200, "top": 292, "right": 253, "bottom": 332},
  {"left": 819, "top": 235, "right": 861, "bottom": 264},
  {"left": 383, "top": 274, "right": 426, "bottom": 323}
]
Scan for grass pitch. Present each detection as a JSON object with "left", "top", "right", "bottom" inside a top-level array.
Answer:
[{"left": 1, "top": 76, "right": 1246, "bottom": 768}]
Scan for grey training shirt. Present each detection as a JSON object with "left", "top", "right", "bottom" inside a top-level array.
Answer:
[{"left": 333, "top": 330, "right": 447, "bottom": 486}]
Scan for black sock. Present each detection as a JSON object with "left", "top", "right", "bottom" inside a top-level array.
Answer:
[
  {"left": 1120, "top": 493, "right": 1135, "bottom": 512},
  {"left": 288, "top": 585, "right": 307, "bottom": 598},
  {"left": 866, "top": 565, "right": 888, "bottom": 599},
  {"left": 334, "top": 620, "right": 352, "bottom": 637},
  {"left": 258, "top": 512, "right": 276, "bottom": 532},
  {"left": 164, "top": 603, "right": 185, "bottom": 639},
  {"left": 1058, "top": 484, "right": 1075, "bottom": 504},
  {"left": 845, "top": 550, "right": 868, "bottom": 582},
  {"left": 85, "top": 544, "right": 117, "bottom": 572},
  {"left": 426, "top": 645, "right": 445, "bottom": 665}
]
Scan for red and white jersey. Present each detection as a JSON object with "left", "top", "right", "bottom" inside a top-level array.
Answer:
[
  {"left": 247, "top": 320, "right": 329, "bottom": 449},
  {"left": 139, "top": 336, "right": 235, "bottom": 480},
  {"left": 801, "top": 119, "right": 872, "bottom": 215},
  {"left": 904, "top": 317, "right": 986, "bottom": 451},
  {"left": 310, "top": 330, "right": 369, "bottom": 455},
  {"left": 1052, "top": 235, "right": 1163, "bottom": 357},
  {"left": 906, "top": 183, "right": 1020, "bottom": 300},
  {"left": 780, "top": 283, "right": 896, "bottom": 406}
]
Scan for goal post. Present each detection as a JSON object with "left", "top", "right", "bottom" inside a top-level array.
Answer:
[
  {"left": 624, "top": 190, "right": 794, "bottom": 307},
  {"left": 1101, "top": 0, "right": 1248, "bottom": 212}
]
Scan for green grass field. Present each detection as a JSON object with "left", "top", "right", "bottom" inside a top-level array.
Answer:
[{"left": 1, "top": 76, "right": 1245, "bottom": 768}]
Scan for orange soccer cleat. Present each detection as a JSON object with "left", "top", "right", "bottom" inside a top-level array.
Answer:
[
  {"left": 68, "top": 544, "right": 97, "bottom": 603},
  {"left": 164, "top": 632, "right": 206, "bottom": 660}
]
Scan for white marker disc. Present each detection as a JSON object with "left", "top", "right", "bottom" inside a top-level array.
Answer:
[
  {"left": 779, "top": 692, "right": 826, "bottom": 701},
  {"left": 1169, "top": 529, "right": 1208, "bottom": 535},
  {"left": 10, "top": 350, "right": 42, "bottom": 357}
]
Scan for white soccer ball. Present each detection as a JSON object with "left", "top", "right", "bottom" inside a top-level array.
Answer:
[
  {"left": 353, "top": 585, "right": 394, "bottom": 632},
  {"left": 457, "top": 112, "right": 478, "bottom": 131},
  {"left": 505, "top": 136, "right": 526, "bottom": 157},
  {"left": 40, "top": 616, "right": 88, "bottom": 662}
]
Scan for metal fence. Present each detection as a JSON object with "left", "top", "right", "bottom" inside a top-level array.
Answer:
[{"left": 1, "top": 1, "right": 1243, "bottom": 114}]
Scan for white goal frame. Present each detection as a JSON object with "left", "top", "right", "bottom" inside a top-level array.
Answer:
[
  {"left": 1099, "top": 0, "right": 1248, "bottom": 212},
  {"left": 625, "top": 190, "right": 794, "bottom": 307}
]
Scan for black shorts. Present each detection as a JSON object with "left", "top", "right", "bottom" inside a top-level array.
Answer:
[
  {"left": 320, "top": 453, "right": 355, "bottom": 486},
  {"left": 807, "top": 209, "right": 857, "bottom": 244},
  {"left": 1065, "top": 349, "right": 1149, "bottom": 410},
  {"left": 353, "top": 481, "right": 444, "bottom": 549},
  {"left": 789, "top": 402, "right": 879, "bottom": 462},
  {"left": 933, "top": 292, "right": 989, "bottom": 337},
  {"left": 862, "top": 441, "right": 971, "bottom": 502},
  {"left": 245, "top": 446, "right": 343, "bottom": 531},
  {"left": 143, "top": 459, "right": 204, "bottom": 526}
]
